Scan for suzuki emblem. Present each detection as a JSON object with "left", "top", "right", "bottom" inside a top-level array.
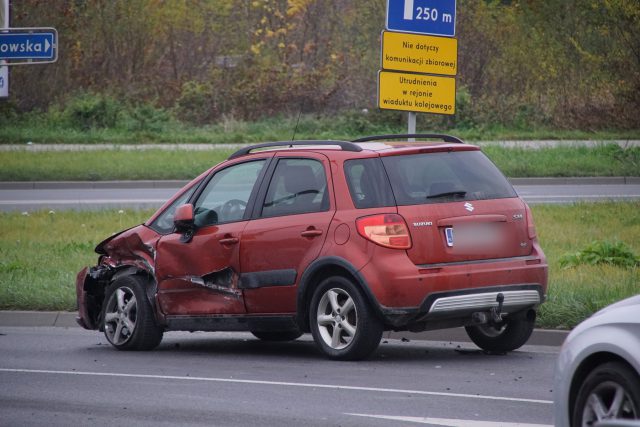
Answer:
[{"left": 464, "top": 202, "right": 474, "bottom": 212}]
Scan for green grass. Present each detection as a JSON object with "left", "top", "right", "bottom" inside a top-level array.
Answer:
[
  {"left": 534, "top": 203, "right": 640, "bottom": 328},
  {"left": 1, "top": 145, "right": 638, "bottom": 181},
  {"left": 0, "top": 203, "right": 639, "bottom": 329},
  {"left": 1, "top": 113, "right": 638, "bottom": 145},
  {"left": 0, "top": 209, "right": 153, "bottom": 311}
]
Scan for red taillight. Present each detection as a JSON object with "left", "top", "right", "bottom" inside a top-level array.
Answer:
[
  {"left": 524, "top": 204, "right": 537, "bottom": 239},
  {"left": 356, "top": 214, "right": 412, "bottom": 249}
]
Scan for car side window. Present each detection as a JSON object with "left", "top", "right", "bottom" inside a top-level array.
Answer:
[
  {"left": 149, "top": 184, "right": 198, "bottom": 234},
  {"left": 261, "top": 158, "right": 329, "bottom": 218},
  {"left": 193, "top": 160, "right": 266, "bottom": 228},
  {"left": 344, "top": 158, "right": 395, "bottom": 209}
]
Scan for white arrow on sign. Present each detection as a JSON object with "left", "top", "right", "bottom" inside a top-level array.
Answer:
[
  {"left": 404, "top": 0, "right": 414, "bottom": 20},
  {"left": 44, "top": 39, "right": 51, "bottom": 52}
]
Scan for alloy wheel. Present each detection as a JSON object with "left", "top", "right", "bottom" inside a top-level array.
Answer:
[
  {"left": 581, "top": 380, "right": 638, "bottom": 426},
  {"left": 104, "top": 286, "right": 137, "bottom": 346},
  {"left": 316, "top": 288, "right": 357, "bottom": 350}
]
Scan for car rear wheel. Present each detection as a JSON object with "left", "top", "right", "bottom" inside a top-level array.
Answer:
[
  {"left": 464, "top": 312, "right": 534, "bottom": 353},
  {"left": 572, "top": 361, "right": 640, "bottom": 427},
  {"left": 251, "top": 330, "right": 303, "bottom": 342},
  {"left": 102, "top": 275, "right": 163, "bottom": 351},
  {"left": 309, "top": 276, "right": 383, "bottom": 360}
]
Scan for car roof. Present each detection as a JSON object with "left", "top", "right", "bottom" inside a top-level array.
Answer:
[{"left": 227, "top": 134, "right": 479, "bottom": 160}]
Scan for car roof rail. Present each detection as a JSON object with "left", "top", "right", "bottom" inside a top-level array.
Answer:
[
  {"left": 351, "top": 134, "right": 464, "bottom": 144},
  {"left": 228, "top": 140, "right": 363, "bottom": 160}
]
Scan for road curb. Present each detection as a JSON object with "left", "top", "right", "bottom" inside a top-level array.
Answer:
[
  {"left": 0, "top": 310, "right": 570, "bottom": 346},
  {"left": 1, "top": 177, "right": 638, "bottom": 190}
]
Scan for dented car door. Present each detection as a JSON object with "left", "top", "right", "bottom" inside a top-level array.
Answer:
[{"left": 155, "top": 159, "right": 269, "bottom": 316}]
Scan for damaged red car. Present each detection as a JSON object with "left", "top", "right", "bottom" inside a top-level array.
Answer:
[{"left": 76, "top": 134, "right": 548, "bottom": 360}]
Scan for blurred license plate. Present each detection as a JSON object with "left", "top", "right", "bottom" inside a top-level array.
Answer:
[{"left": 445, "top": 225, "right": 500, "bottom": 248}]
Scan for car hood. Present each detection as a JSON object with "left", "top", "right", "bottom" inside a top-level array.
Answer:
[
  {"left": 94, "top": 225, "right": 139, "bottom": 255},
  {"left": 569, "top": 294, "right": 640, "bottom": 338},
  {"left": 593, "top": 294, "right": 640, "bottom": 316}
]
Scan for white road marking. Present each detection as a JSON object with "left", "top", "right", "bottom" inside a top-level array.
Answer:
[
  {"left": 0, "top": 368, "right": 552, "bottom": 405},
  {"left": 347, "top": 413, "right": 552, "bottom": 427}
]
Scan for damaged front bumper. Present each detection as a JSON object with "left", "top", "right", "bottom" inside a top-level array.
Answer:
[
  {"left": 75, "top": 263, "right": 114, "bottom": 330},
  {"left": 75, "top": 267, "right": 93, "bottom": 329}
]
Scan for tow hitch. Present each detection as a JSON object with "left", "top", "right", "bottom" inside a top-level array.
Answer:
[
  {"left": 471, "top": 293, "right": 506, "bottom": 328},
  {"left": 490, "top": 293, "right": 505, "bottom": 324}
]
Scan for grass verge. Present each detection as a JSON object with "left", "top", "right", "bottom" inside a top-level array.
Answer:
[
  {"left": 0, "top": 203, "right": 639, "bottom": 329},
  {"left": 1, "top": 113, "right": 639, "bottom": 145},
  {"left": 0, "top": 149, "right": 232, "bottom": 181},
  {"left": 1, "top": 145, "right": 638, "bottom": 181},
  {"left": 534, "top": 202, "right": 640, "bottom": 328}
]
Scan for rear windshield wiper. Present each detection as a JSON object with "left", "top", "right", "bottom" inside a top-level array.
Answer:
[{"left": 427, "top": 191, "right": 467, "bottom": 199}]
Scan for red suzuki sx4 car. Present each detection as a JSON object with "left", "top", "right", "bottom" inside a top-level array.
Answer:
[{"left": 76, "top": 134, "right": 548, "bottom": 360}]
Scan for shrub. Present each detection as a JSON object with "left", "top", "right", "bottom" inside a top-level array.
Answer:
[
  {"left": 63, "top": 93, "right": 122, "bottom": 130},
  {"left": 174, "top": 81, "right": 215, "bottom": 125},
  {"left": 560, "top": 240, "right": 640, "bottom": 269},
  {"left": 122, "top": 103, "right": 171, "bottom": 132}
]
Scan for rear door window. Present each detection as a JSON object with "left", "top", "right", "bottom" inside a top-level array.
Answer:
[
  {"left": 261, "top": 158, "right": 329, "bottom": 217},
  {"left": 381, "top": 151, "right": 516, "bottom": 205}
]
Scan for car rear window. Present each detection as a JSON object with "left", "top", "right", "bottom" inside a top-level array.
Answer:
[{"left": 380, "top": 151, "right": 517, "bottom": 205}]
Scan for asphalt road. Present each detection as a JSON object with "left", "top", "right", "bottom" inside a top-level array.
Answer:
[
  {"left": 0, "top": 327, "right": 558, "bottom": 427},
  {"left": 1, "top": 182, "right": 639, "bottom": 211}
]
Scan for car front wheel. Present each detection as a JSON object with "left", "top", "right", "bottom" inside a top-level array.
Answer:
[
  {"left": 102, "top": 275, "right": 163, "bottom": 351},
  {"left": 572, "top": 361, "right": 640, "bottom": 427},
  {"left": 309, "top": 276, "right": 383, "bottom": 360}
]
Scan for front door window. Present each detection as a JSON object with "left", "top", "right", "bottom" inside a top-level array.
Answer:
[{"left": 194, "top": 160, "right": 267, "bottom": 227}]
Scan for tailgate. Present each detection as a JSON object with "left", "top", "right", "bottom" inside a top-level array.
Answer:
[{"left": 399, "top": 198, "right": 530, "bottom": 265}]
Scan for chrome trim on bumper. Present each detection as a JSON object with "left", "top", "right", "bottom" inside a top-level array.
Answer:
[{"left": 428, "top": 290, "right": 541, "bottom": 314}]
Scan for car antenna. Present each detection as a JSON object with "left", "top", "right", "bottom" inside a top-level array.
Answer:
[{"left": 291, "top": 100, "right": 304, "bottom": 141}]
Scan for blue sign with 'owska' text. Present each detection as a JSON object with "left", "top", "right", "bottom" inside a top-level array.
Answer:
[
  {"left": 387, "top": 0, "right": 456, "bottom": 37},
  {"left": 0, "top": 31, "right": 57, "bottom": 61}
]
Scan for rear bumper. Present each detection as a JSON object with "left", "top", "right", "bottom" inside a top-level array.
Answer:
[
  {"left": 357, "top": 245, "right": 548, "bottom": 329},
  {"left": 378, "top": 283, "right": 544, "bottom": 329},
  {"left": 421, "top": 284, "right": 543, "bottom": 318}
]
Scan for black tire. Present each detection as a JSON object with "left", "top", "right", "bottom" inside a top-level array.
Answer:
[
  {"left": 102, "top": 275, "right": 164, "bottom": 351},
  {"left": 309, "top": 276, "right": 383, "bottom": 361},
  {"left": 465, "top": 313, "right": 534, "bottom": 353},
  {"left": 251, "top": 330, "right": 303, "bottom": 342},
  {"left": 572, "top": 361, "right": 640, "bottom": 427}
]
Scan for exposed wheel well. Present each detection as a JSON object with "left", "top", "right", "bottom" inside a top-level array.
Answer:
[{"left": 568, "top": 352, "right": 636, "bottom": 425}]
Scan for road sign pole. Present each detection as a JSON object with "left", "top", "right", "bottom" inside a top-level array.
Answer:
[
  {"left": 0, "top": 0, "right": 8, "bottom": 98},
  {"left": 408, "top": 112, "right": 416, "bottom": 141}
]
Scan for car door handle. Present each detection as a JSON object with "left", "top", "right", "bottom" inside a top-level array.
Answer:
[
  {"left": 301, "top": 229, "right": 323, "bottom": 238},
  {"left": 219, "top": 237, "right": 239, "bottom": 245}
]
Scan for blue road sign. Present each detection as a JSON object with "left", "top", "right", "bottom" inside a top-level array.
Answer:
[
  {"left": 0, "top": 30, "right": 57, "bottom": 61},
  {"left": 387, "top": 0, "right": 456, "bottom": 37}
]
